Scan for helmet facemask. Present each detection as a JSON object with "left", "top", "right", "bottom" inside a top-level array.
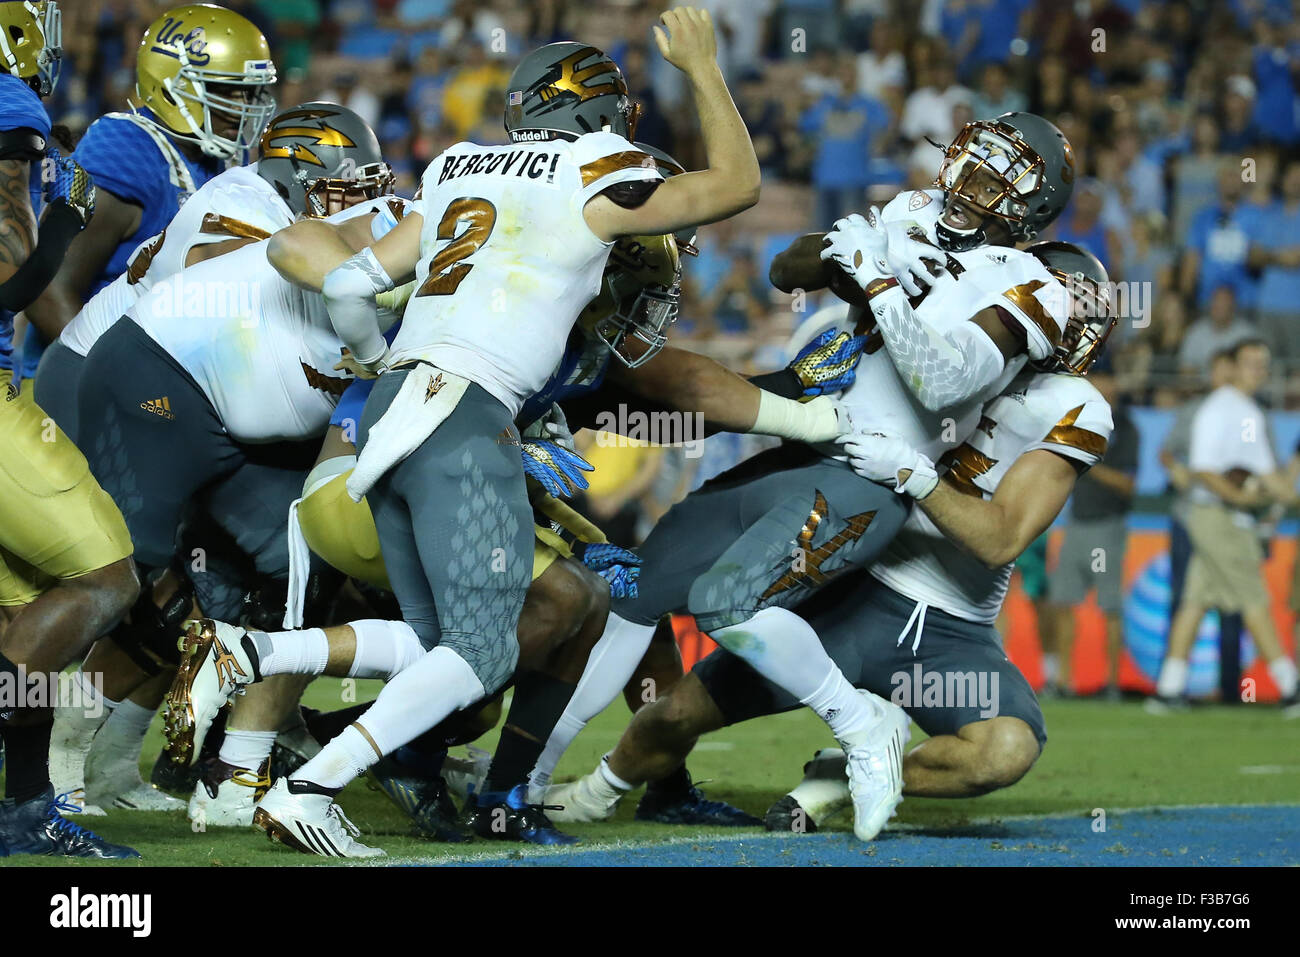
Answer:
[
  {"left": 935, "top": 120, "right": 1046, "bottom": 250},
  {"left": 593, "top": 271, "right": 680, "bottom": 369},
  {"left": 302, "top": 160, "right": 396, "bottom": 218},
  {"left": 162, "top": 44, "right": 276, "bottom": 159},
  {"left": 1036, "top": 268, "right": 1116, "bottom": 375}
]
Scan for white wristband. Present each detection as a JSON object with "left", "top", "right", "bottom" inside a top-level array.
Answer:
[{"left": 751, "top": 392, "right": 840, "bottom": 443}]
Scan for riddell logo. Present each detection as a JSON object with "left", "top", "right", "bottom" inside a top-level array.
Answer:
[
  {"left": 509, "top": 129, "right": 554, "bottom": 142},
  {"left": 139, "top": 396, "right": 175, "bottom": 420}
]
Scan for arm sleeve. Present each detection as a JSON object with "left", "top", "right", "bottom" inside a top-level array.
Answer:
[
  {"left": 866, "top": 282, "right": 1009, "bottom": 412},
  {"left": 320, "top": 248, "right": 394, "bottom": 367},
  {"left": 0, "top": 201, "right": 83, "bottom": 313}
]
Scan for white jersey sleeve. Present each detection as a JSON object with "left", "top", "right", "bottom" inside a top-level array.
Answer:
[
  {"left": 60, "top": 164, "right": 293, "bottom": 357},
  {"left": 868, "top": 371, "right": 1113, "bottom": 622},
  {"left": 568, "top": 130, "right": 663, "bottom": 206}
]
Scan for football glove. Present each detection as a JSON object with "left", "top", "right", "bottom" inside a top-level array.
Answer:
[
  {"left": 522, "top": 403, "right": 577, "bottom": 452},
  {"left": 881, "top": 216, "right": 946, "bottom": 297},
  {"left": 820, "top": 212, "right": 888, "bottom": 286},
  {"left": 788, "top": 328, "right": 868, "bottom": 398},
  {"left": 573, "top": 542, "right": 642, "bottom": 599},
  {"left": 43, "top": 150, "right": 96, "bottom": 226},
  {"left": 521, "top": 439, "right": 594, "bottom": 499},
  {"left": 836, "top": 431, "right": 939, "bottom": 500}
]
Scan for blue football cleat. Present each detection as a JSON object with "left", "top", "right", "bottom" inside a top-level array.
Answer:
[
  {"left": 466, "top": 783, "right": 579, "bottom": 845},
  {"left": 0, "top": 787, "right": 140, "bottom": 859},
  {"left": 368, "top": 751, "right": 469, "bottom": 843},
  {"left": 636, "top": 783, "right": 761, "bottom": 827}
]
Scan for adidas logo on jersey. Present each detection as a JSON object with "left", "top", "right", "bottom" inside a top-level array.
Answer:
[{"left": 140, "top": 396, "right": 175, "bottom": 420}]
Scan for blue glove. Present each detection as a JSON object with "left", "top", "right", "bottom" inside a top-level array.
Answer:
[
  {"left": 575, "top": 543, "right": 642, "bottom": 599},
  {"left": 42, "top": 149, "right": 96, "bottom": 226},
  {"left": 788, "top": 328, "right": 867, "bottom": 397},
  {"left": 521, "top": 439, "right": 594, "bottom": 498}
]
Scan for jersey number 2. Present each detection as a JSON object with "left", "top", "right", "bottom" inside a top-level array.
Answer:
[{"left": 416, "top": 197, "right": 497, "bottom": 298}]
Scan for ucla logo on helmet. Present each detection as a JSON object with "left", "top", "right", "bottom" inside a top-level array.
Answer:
[{"left": 151, "top": 17, "right": 211, "bottom": 67}]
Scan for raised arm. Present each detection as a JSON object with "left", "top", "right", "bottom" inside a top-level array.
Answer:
[{"left": 583, "top": 8, "right": 760, "bottom": 242}]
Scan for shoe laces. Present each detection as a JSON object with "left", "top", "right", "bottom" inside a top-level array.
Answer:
[
  {"left": 325, "top": 802, "right": 362, "bottom": 841},
  {"left": 231, "top": 765, "right": 271, "bottom": 792},
  {"left": 48, "top": 795, "right": 105, "bottom": 842}
]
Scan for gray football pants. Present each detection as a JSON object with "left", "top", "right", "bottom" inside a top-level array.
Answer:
[
  {"left": 358, "top": 369, "right": 532, "bottom": 694},
  {"left": 616, "top": 445, "right": 911, "bottom": 633}
]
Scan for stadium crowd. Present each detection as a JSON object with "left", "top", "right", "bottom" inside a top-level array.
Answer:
[{"left": 31, "top": 0, "right": 1300, "bottom": 542}]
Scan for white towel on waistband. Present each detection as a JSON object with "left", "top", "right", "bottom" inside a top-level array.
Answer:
[{"left": 346, "top": 364, "right": 470, "bottom": 502}]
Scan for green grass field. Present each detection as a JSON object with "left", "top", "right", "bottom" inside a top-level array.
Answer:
[{"left": 6, "top": 678, "right": 1299, "bottom": 866}]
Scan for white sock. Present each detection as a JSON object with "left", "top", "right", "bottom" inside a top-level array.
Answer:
[
  {"left": 251, "top": 627, "right": 330, "bottom": 678},
  {"left": 347, "top": 619, "right": 425, "bottom": 681},
  {"left": 529, "top": 614, "right": 656, "bottom": 788},
  {"left": 49, "top": 673, "right": 118, "bottom": 793},
  {"left": 1156, "top": 657, "right": 1189, "bottom": 698},
  {"left": 218, "top": 729, "right": 278, "bottom": 770},
  {"left": 294, "top": 645, "right": 485, "bottom": 791},
  {"left": 93, "top": 699, "right": 155, "bottom": 764},
  {"left": 1041, "top": 652, "right": 1060, "bottom": 684},
  {"left": 597, "top": 753, "right": 635, "bottom": 791},
  {"left": 1267, "top": 656, "right": 1298, "bottom": 699},
  {"left": 711, "top": 606, "right": 875, "bottom": 739},
  {"left": 801, "top": 664, "right": 879, "bottom": 739}
]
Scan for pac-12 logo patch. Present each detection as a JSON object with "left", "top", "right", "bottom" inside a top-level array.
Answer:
[{"left": 908, "top": 191, "right": 932, "bottom": 211}]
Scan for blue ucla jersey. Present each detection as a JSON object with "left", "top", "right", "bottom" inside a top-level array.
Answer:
[
  {"left": 517, "top": 327, "right": 612, "bottom": 429},
  {"left": 19, "top": 108, "right": 223, "bottom": 376},
  {"left": 0, "top": 73, "right": 51, "bottom": 374}
]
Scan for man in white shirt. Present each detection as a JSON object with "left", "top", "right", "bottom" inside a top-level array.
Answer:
[{"left": 1149, "top": 338, "right": 1299, "bottom": 712}]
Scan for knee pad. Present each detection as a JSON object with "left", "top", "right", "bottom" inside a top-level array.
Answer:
[
  {"left": 348, "top": 618, "right": 425, "bottom": 682},
  {"left": 108, "top": 577, "right": 195, "bottom": 675}
]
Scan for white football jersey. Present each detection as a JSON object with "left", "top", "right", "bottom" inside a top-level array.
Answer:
[
  {"left": 869, "top": 369, "right": 1114, "bottom": 623},
  {"left": 391, "top": 132, "right": 663, "bottom": 416},
  {"left": 129, "top": 197, "right": 410, "bottom": 444},
  {"left": 814, "top": 187, "right": 1070, "bottom": 463},
  {"left": 62, "top": 163, "right": 294, "bottom": 357}
]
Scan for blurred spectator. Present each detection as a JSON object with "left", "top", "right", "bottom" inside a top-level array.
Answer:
[
  {"left": 1250, "top": 158, "right": 1300, "bottom": 371},
  {"left": 1250, "top": 18, "right": 1298, "bottom": 145},
  {"left": 970, "top": 61, "right": 1026, "bottom": 119},
  {"left": 854, "top": 19, "right": 907, "bottom": 108},
  {"left": 702, "top": 249, "right": 771, "bottom": 336},
  {"left": 1169, "top": 113, "right": 1222, "bottom": 237},
  {"left": 800, "top": 56, "right": 891, "bottom": 228},
  {"left": 1177, "top": 285, "right": 1256, "bottom": 377},
  {"left": 899, "top": 55, "right": 970, "bottom": 146},
  {"left": 1218, "top": 75, "right": 1260, "bottom": 153},
  {"left": 1179, "top": 160, "right": 1258, "bottom": 312},
  {"left": 255, "top": 0, "right": 320, "bottom": 75},
  {"left": 1047, "top": 179, "right": 1120, "bottom": 276},
  {"left": 1043, "top": 363, "right": 1136, "bottom": 699}
]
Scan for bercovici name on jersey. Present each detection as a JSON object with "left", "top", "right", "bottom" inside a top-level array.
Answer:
[{"left": 436, "top": 149, "right": 562, "bottom": 186}]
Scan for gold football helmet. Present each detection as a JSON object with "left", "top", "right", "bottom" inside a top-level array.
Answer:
[
  {"left": 130, "top": 4, "right": 276, "bottom": 159},
  {"left": 578, "top": 232, "right": 681, "bottom": 368},
  {"left": 0, "top": 1, "right": 61, "bottom": 96}
]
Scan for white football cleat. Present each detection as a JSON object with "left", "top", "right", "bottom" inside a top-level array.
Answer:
[
  {"left": 164, "top": 619, "right": 259, "bottom": 767},
  {"left": 252, "top": 778, "right": 385, "bottom": 859},
  {"left": 544, "top": 769, "right": 623, "bottom": 823},
  {"left": 86, "top": 743, "right": 185, "bottom": 812},
  {"left": 189, "top": 759, "right": 271, "bottom": 828},
  {"left": 838, "top": 692, "right": 910, "bottom": 842}
]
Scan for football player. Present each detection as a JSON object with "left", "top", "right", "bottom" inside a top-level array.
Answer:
[
  {"left": 235, "top": 143, "right": 856, "bottom": 842},
  {"left": 0, "top": 0, "right": 140, "bottom": 859},
  {"left": 546, "top": 242, "right": 1118, "bottom": 833},
  {"left": 527, "top": 112, "right": 1079, "bottom": 842},
  {"left": 39, "top": 103, "right": 394, "bottom": 816},
  {"left": 164, "top": 8, "right": 836, "bottom": 857}
]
